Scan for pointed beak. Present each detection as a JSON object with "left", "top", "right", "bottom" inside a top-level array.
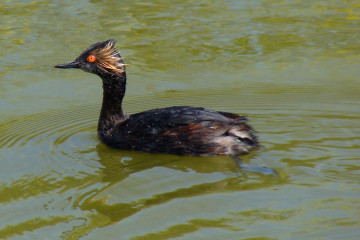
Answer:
[{"left": 54, "top": 61, "right": 81, "bottom": 69}]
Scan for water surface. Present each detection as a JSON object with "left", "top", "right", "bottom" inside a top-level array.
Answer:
[{"left": 1, "top": 0, "right": 359, "bottom": 239}]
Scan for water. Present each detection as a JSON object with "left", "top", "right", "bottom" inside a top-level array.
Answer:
[{"left": 1, "top": 0, "right": 359, "bottom": 239}]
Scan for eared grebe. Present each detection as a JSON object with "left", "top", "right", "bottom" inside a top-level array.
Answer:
[{"left": 55, "top": 39, "right": 259, "bottom": 157}]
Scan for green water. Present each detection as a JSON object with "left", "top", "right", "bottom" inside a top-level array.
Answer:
[{"left": 1, "top": 0, "right": 359, "bottom": 239}]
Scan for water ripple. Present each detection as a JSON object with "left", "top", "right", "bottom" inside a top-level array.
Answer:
[{"left": 0, "top": 91, "right": 359, "bottom": 239}]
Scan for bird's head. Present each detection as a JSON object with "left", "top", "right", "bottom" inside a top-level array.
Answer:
[{"left": 55, "top": 39, "right": 125, "bottom": 77}]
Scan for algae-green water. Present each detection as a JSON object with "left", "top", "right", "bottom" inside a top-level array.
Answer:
[{"left": 1, "top": 1, "right": 359, "bottom": 239}]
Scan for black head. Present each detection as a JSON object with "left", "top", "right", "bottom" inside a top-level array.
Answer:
[{"left": 55, "top": 39, "right": 125, "bottom": 77}]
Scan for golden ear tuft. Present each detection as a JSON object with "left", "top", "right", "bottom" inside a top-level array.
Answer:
[{"left": 91, "top": 41, "right": 125, "bottom": 75}]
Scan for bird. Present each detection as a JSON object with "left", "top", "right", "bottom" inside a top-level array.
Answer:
[{"left": 54, "top": 39, "right": 260, "bottom": 157}]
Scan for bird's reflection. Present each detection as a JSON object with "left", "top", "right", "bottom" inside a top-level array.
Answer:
[{"left": 78, "top": 143, "right": 274, "bottom": 225}]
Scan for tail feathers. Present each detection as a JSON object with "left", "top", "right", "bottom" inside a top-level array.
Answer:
[{"left": 227, "top": 126, "right": 258, "bottom": 147}]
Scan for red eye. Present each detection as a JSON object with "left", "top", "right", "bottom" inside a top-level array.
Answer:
[{"left": 87, "top": 55, "right": 96, "bottom": 63}]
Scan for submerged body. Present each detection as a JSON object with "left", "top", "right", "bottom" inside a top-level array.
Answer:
[{"left": 55, "top": 39, "right": 259, "bottom": 157}]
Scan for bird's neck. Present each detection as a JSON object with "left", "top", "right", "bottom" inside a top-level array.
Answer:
[{"left": 98, "top": 73, "right": 127, "bottom": 134}]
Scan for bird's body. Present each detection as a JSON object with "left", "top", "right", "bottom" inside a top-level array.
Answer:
[
  {"left": 55, "top": 39, "right": 259, "bottom": 157},
  {"left": 99, "top": 106, "right": 257, "bottom": 156}
]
